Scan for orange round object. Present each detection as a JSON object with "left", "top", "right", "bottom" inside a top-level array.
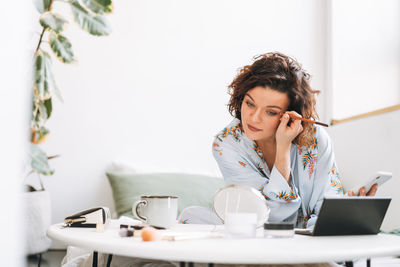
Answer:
[{"left": 141, "top": 227, "right": 161, "bottom": 242}]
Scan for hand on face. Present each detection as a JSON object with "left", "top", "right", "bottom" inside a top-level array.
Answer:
[
  {"left": 347, "top": 183, "right": 378, "bottom": 197},
  {"left": 275, "top": 111, "right": 303, "bottom": 147}
]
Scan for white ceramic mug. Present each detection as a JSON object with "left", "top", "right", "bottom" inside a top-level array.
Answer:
[{"left": 133, "top": 195, "right": 178, "bottom": 228}]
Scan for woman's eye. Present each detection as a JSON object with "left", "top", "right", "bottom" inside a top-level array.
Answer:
[
  {"left": 246, "top": 101, "right": 254, "bottom": 107},
  {"left": 267, "top": 111, "right": 278, "bottom": 116}
]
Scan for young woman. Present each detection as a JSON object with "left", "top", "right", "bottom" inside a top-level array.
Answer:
[{"left": 210, "top": 52, "right": 377, "bottom": 228}]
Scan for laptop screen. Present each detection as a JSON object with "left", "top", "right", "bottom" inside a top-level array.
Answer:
[{"left": 312, "top": 197, "right": 391, "bottom": 236}]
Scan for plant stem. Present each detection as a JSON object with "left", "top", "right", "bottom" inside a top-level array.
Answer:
[
  {"left": 34, "top": 0, "right": 55, "bottom": 56},
  {"left": 34, "top": 28, "right": 46, "bottom": 56}
]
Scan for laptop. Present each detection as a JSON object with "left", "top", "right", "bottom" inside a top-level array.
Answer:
[{"left": 295, "top": 197, "right": 391, "bottom": 236}]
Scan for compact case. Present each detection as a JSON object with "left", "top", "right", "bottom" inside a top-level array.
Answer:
[
  {"left": 264, "top": 222, "right": 295, "bottom": 238},
  {"left": 64, "top": 207, "right": 110, "bottom": 227}
]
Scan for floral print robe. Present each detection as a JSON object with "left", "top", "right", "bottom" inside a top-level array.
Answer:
[{"left": 212, "top": 118, "right": 344, "bottom": 228}]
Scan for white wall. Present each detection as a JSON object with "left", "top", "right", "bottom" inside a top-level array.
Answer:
[
  {"left": 1, "top": 2, "right": 30, "bottom": 265},
  {"left": 330, "top": 0, "right": 400, "bottom": 120},
  {"left": 328, "top": 110, "right": 400, "bottom": 231},
  {"left": 38, "top": 0, "right": 328, "bottom": 243},
  {"left": 327, "top": 0, "right": 400, "bottom": 231}
]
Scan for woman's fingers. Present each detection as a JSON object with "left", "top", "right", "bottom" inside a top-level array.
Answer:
[
  {"left": 292, "top": 117, "right": 303, "bottom": 133},
  {"left": 348, "top": 184, "right": 378, "bottom": 197},
  {"left": 358, "top": 187, "right": 366, "bottom": 196},
  {"left": 283, "top": 111, "right": 303, "bottom": 132},
  {"left": 286, "top": 110, "right": 302, "bottom": 118},
  {"left": 276, "top": 111, "right": 303, "bottom": 146},
  {"left": 279, "top": 113, "right": 290, "bottom": 124},
  {"left": 277, "top": 113, "right": 290, "bottom": 132},
  {"left": 367, "top": 183, "right": 378, "bottom": 196}
]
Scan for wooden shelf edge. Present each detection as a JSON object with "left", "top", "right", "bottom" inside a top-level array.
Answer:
[{"left": 330, "top": 104, "right": 400, "bottom": 126}]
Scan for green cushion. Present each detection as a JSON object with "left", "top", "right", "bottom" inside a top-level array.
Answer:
[{"left": 106, "top": 172, "right": 225, "bottom": 219}]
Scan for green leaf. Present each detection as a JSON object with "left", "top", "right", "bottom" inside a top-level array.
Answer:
[
  {"left": 49, "top": 32, "right": 75, "bottom": 63},
  {"left": 34, "top": 50, "right": 54, "bottom": 100},
  {"left": 33, "top": 0, "right": 51, "bottom": 14},
  {"left": 34, "top": 50, "right": 63, "bottom": 102},
  {"left": 32, "top": 97, "right": 40, "bottom": 121},
  {"left": 81, "top": 0, "right": 113, "bottom": 15},
  {"left": 70, "top": 0, "right": 112, "bottom": 36},
  {"left": 40, "top": 12, "right": 68, "bottom": 34},
  {"left": 32, "top": 99, "right": 49, "bottom": 135},
  {"left": 32, "top": 108, "right": 41, "bottom": 130},
  {"left": 30, "top": 144, "right": 54, "bottom": 176},
  {"left": 44, "top": 98, "right": 52, "bottom": 119},
  {"left": 37, "top": 99, "right": 49, "bottom": 121},
  {"left": 31, "top": 126, "right": 50, "bottom": 144}
]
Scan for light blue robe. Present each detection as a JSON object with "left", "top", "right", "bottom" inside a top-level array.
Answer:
[{"left": 211, "top": 118, "right": 344, "bottom": 228}]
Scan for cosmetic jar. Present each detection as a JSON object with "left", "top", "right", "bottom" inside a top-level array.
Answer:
[
  {"left": 225, "top": 212, "right": 257, "bottom": 238},
  {"left": 264, "top": 223, "right": 294, "bottom": 238}
]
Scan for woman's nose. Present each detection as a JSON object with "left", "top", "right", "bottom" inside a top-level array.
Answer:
[{"left": 250, "top": 109, "right": 262, "bottom": 122}]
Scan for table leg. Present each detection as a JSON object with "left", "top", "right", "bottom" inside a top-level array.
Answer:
[
  {"left": 37, "top": 253, "right": 42, "bottom": 267},
  {"left": 92, "top": 251, "right": 98, "bottom": 267},
  {"left": 345, "top": 261, "right": 353, "bottom": 267},
  {"left": 106, "top": 254, "right": 113, "bottom": 267},
  {"left": 178, "top": 261, "right": 213, "bottom": 267},
  {"left": 366, "top": 258, "right": 371, "bottom": 267}
]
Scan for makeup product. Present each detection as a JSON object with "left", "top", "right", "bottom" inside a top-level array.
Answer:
[
  {"left": 162, "top": 233, "right": 222, "bottom": 241},
  {"left": 141, "top": 227, "right": 162, "bottom": 241},
  {"left": 64, "top": 207, "right": 111, "bottom": 227},
  {"left": 119, "top": 224, "right": 167, "bottom": 239},
  {"left": 119, "top": 228, "right": 140, "bottom": 237},
  {"left": 96, "top": 223, "right": 105, "bottom": 232},
  {"left": 212, "top": 184, "right": 270, "bottom": 228},
  {"left": 264, "top": 223, "right": 294, "bottom": 238},
  {"left": 280, "top": 113, "right": 329, "bottom": 127},
  {"left": 119, "top": 228, "right": 132, "bottom": 237},
  {"left": 120, "top": 224, "right": 166, "bottom": 230},
  {"left": 225, "top": 212, "right": 257, "bottom": 238}
]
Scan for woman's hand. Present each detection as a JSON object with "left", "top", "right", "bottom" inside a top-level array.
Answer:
[
  {"left": 274, "top": 111, "right": 304, "bottom": 183},
  {"left": 347, "top": 183, "right": 378, "bottom": 196},
  {"left": 275, "top": 111, "right": 304, "bottom": 147}
]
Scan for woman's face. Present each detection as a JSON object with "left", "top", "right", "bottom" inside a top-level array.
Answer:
[{"left": 240, "top": 86, "right": 290, "bottom": 142}]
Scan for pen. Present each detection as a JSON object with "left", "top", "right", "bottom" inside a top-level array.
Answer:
[
  {"left": 120, "top": 224, "right": 166, "bottom": 230},
  {"left": 280, "top": 113, "right": 329, "bottom": 127}
]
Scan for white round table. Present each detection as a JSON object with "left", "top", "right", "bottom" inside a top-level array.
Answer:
[{"left": 47, "top": 222, "right": 400, "bottom": 265}]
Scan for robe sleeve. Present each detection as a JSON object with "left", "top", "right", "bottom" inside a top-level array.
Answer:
[{"left": 212, "top": 136, "right": 301, "bottom": 222}]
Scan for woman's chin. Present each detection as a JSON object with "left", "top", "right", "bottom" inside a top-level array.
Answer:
[
  {"left": 244, "top": 130, "right": 275, "bottom": 143},
  {"left": 244, "top": 130, "right": 259, "bottom": 141}
]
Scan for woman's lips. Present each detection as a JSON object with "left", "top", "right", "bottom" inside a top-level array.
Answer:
[{"left": 247, "top": 124, "right": 261, "bottom": 132}]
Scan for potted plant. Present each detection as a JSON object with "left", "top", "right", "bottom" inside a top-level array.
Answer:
[{"left": 26, "top": 0, "right": 113, "bottom": 259}]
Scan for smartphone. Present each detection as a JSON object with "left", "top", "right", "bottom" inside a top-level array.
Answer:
[{"left": 346, "top": 171, "right": 392, "bottom": 195}]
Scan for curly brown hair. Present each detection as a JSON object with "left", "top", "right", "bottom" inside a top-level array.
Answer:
[{"left": 228, "top": 52, "right": 320, "bottom": 147}]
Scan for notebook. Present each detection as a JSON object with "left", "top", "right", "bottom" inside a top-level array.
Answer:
[{"left": 295, "top": 197, "right": 391, "bottom": 236}]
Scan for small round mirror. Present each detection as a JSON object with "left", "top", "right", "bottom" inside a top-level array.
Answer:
[{"left": 212, "top": 184, "right": 270, "bottom": 227}]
